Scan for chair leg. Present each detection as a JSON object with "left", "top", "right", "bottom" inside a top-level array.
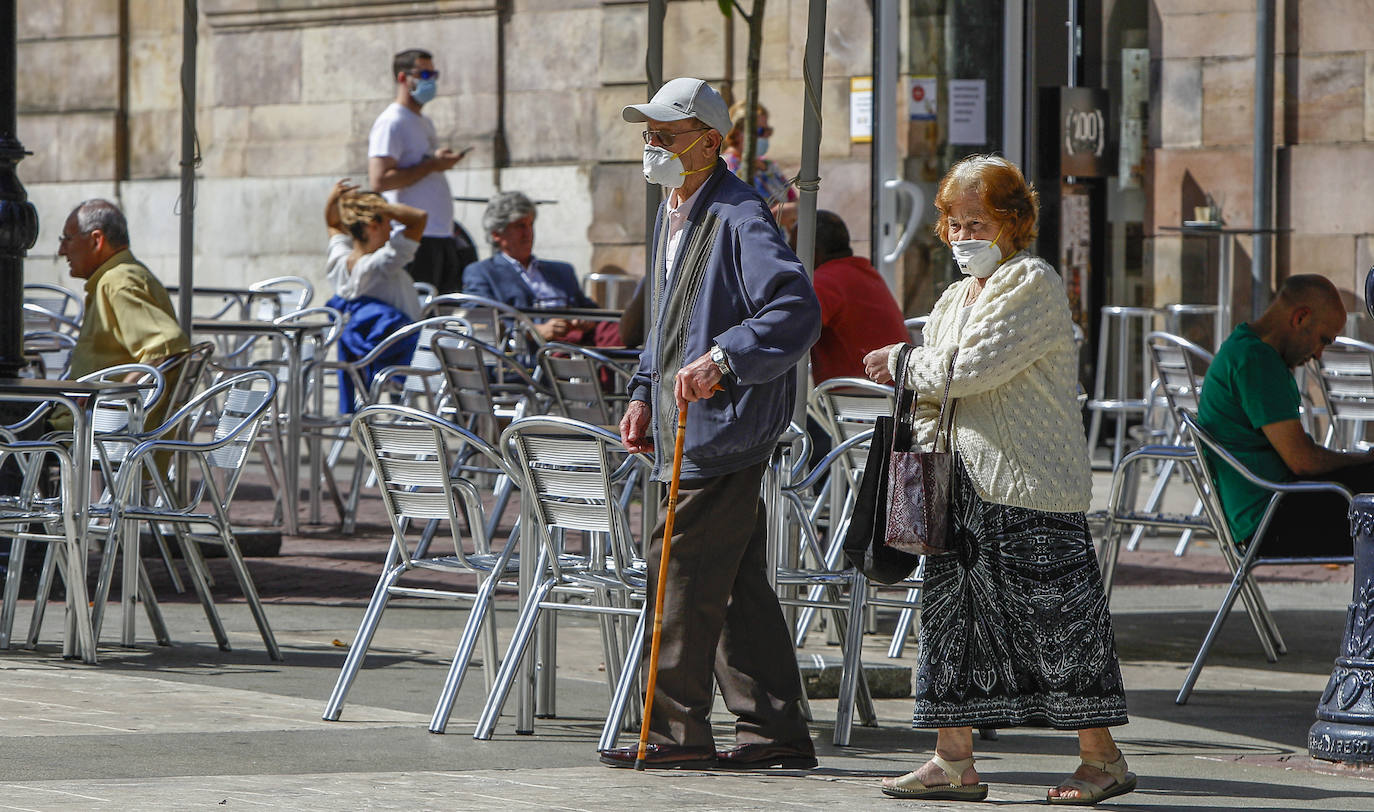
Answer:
[
  {"left": 219, "top": 530, "right": 283, "bottom": 660},
  {"left": 1099, "top": 521, "right": 1122, "bottom": 603},
  {"left": 473, "top": 579, "right": 556, "bottom": 740},
  {"left": 176, "top": 532, "right": 232, "bottom": 652},
  {"left": 886, "top": 583, "right": 923, "bottom": 659},
  {"left": 0, "top": 536, "right": 25, "bottom": 649},
  {"left": 149, "top": 520, "right": 185, "bottom": 594},
  {"left": 323, "top": 561, "right": 405, "bottom": 721},
  {"left": 25, "top": 542, "right": 58, "bottom": 649},
  {"left": 59, "top": 537, "right": 98, "bottom": 664},
  {"left": 1177, "top": 564, "right": 1253, "bottom": 704},
  {"left": 833, "top": 573, "right": 868, "bottom": 747},
  {"left": 90, "top": 531, "right": 120, "bottom": 642},
  {"left": 135, "top": 558, "right": 171, "bottom": 647},
  {"left": 597, "top": 607, "right": 646, "bottom": 752},
  {"left": 428, "top": 569, "right": 505, "bottom": 733}
]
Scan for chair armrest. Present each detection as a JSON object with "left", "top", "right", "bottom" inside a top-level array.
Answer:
[{"left": 781, "top": 429, "right": 876, "bottom": 493}]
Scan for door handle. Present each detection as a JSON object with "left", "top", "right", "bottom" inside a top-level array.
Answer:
[{"left": 882, "top": 179, "right": 925, "bottom": 265}]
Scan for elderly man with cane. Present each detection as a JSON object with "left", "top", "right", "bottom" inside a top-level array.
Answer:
[{"left": 598, "top": 77, "right": 821, "bottom": 771}]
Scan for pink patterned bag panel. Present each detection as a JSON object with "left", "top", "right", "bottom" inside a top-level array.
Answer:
[{"left": 884, "top": 448, "right": 952, "bottom": 555}]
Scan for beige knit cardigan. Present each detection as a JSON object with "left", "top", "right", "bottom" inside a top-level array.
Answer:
[{"left": 888, "top": 251, "right": 1093, "bottom": 513}]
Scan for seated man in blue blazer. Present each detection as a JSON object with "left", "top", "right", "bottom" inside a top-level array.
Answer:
[{"left": 462, "top": 190, "right": 597, "bottom": 341}]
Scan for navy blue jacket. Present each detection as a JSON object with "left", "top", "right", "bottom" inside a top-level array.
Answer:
[
  {"left": 630, "top": 161, "right": 820, "bottom": 481},
  {"left": 461, "top": 255, "right": 596, "bottom": 309}
]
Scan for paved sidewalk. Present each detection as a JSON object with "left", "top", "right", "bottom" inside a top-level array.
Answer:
[{"left": 1, "top": 466, "right": 1372, "bottom": 809}]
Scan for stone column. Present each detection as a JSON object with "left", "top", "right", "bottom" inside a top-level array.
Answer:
[
  {"left": 0, "top": 0, "right": 38, "bottom": 377},
  {"left": 1309, "top": 493, "right": 1374, "bottom": 764}
]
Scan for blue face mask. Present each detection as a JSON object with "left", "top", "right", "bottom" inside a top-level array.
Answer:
[
  {"left": 755, "top": 136, "right": 770, "bottom": 158},
  {"left": 410, "top": 78, "right": 437, "bottom": 105}
]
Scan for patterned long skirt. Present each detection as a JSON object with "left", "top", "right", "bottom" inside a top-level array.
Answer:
[{"left": 912, "top": 458, "right": 1129, "bottom": 730}]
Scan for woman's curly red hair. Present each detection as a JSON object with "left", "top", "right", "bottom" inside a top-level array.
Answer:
[{"left": 933, "top": 154, "right": 1039, "bottom": 251}]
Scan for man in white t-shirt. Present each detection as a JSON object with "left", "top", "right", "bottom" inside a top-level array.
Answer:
[{"left": 368, "top": 48, "right": 466, "bottom": 294}]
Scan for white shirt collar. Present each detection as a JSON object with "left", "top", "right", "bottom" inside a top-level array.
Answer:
[
  {"left": 499, "top": 251, "right": 537, "bottom": 271},
  {"left": 667, "top": 181, "right": 706, "bottom": 221}
]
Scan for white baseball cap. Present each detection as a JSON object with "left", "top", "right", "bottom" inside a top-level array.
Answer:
[{"left": 622, "top": 77, "right": 732, "bottom": 138}]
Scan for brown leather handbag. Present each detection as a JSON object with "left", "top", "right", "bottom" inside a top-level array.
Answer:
[{"left": 883, "top": 345, "right": 958, "bottom": 556}]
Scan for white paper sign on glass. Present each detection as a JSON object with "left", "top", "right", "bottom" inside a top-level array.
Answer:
[{"left": 948, "top": 79, "right": 986, "bottom": 145}]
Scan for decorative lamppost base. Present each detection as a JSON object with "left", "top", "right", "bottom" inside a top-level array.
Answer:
[{"left": 1309, "top": 494, "right": 1374, "bottom": 764}]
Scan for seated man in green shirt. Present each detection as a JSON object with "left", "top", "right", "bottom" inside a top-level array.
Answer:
[{"left": 1197, "top": 274, "right": 1374, "bottom": 556}]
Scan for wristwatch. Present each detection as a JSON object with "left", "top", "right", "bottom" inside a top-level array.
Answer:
[{"left": 709, "top": 344, "right": 732, "bottom": 378}]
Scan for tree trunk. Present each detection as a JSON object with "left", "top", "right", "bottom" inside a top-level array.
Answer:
[{"left": 741, "top": 0, "right": 765, "bottom": 187}]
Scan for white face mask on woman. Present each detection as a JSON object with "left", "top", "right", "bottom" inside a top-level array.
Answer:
[
  {"left": 642, "top": 131, "right": 711, "bottom": 189},
  {"left": 950, "top": 228, "right": 1005, "bottom": 279}
]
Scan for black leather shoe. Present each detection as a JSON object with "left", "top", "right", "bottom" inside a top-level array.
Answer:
[
  {"left": 715, "top": 742, "right": 818, "bottom": 770},
  {"left": 599, "top": 743, "right": 717, "bottom": 770}
]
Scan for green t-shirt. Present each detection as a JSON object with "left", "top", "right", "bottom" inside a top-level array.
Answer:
[{"left": 1195, "top": 323, "right": 1299, "bottom": 544}]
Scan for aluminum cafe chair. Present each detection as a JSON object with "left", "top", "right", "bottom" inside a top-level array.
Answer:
[
  {"left": 535, "top": 342, "right": 635, "bottom": 428},
  {"left": 796, "top": 378, "right": 896, "bottom": 650},
  {"left": 308, "top": 314, "right": 465, "bottom": 530},
  {"left": 23, "top": 282, "right": 83, "bottom": 328},
  {"left": 472, "top": 416, "right": 650, "bottom": 743},
  {"left": 13, "top": 364, "right": 178, "bottom": 649},
  {"left": 771, "top": 428, "right": 885, "bottom": 746},
  {"left": 0, "top": 431, "right": 98, "bottom": 663},
  {"left": 93, "top": 370, "right": 283, "bottom": 659},
  {"left": 23, "top": 330, "right": 77, "bottom": 379},
  {"left": 1111, "top": 332, "right": 1214, "bottom": 557},
  {"left": 1174, "top": 410, "right": 1354, "bottom": 704},
  {"left": 413, "top": 281, "right": 438, "bottom": 310},
  {"left": 322, "top": 405, "right": 524, "bottom": 728},
  {"left": 432, "top": 331, "right": 551, "bottom": 541},
  {"left": 423, "top": 293, "right": 547, "bottom": 363},
  {"left": 904, "top": 316, "right": 927, "bottom": 346},
  {"left": 1308, "top": 336, "right": 1374, "bottom": 452},
  {"left": 248, "top": 275, "right": 314, "bottom": 318}
]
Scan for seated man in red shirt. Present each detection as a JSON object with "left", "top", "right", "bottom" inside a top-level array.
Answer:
[
  {"left": 794, "top": 210, "right": 908, "bottom": 472},
  {"left": 803, "top": 210, "right": 909, "bottom": 382}
]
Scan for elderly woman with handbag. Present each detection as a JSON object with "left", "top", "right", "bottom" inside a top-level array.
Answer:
[{"left": 862, "top": 154, "right": 1132, "bottom": 805}]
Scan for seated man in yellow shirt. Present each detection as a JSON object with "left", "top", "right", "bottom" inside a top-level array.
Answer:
[{"left": 53, "top": 199, "right": 189, "bottom": 430}]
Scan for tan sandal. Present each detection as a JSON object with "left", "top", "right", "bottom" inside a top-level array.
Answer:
[
  {"left": 1047, "top": 753, "right": 1138, "bottom": 805},
  {"left": 880, "top": 754, "right": 990, "bottom": 801}
]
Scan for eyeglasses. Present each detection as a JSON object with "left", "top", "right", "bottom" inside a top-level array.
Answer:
[
  {"left": 641, "top": 126, "right": 710, "bottom": 148},
  {"left": 58, "top": 229, "right": 91, "bottom": 245},
  {"left": 756, "top": 126, "right": 774, "bottom": 137},
  {"left": 407, "top": 69, "right": 440, "bottom": 80}
]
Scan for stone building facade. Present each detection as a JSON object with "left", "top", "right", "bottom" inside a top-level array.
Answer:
[
  {"left": 1148, "top": 0, "right": 1374, "bottom": 333},
  {"left": 15, "top": 1, "right": 1374, "bottom": 330},
  {"left": 16, "top": 0, "right": 874, "bottom": 301}
]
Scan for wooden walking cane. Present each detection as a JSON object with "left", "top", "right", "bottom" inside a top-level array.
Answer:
[{"left": 634, "top": 400, "right": 691, "bottom": 771}]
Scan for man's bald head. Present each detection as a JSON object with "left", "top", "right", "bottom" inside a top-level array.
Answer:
[
  {"left": 1259, "top": 274, "right": 1346, "bottom": 368},
  {"left": 1274, "top": 274, "right": 1344, "bottom": 318}
]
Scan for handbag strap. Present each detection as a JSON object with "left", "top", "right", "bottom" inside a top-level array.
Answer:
[
  {"left": 932, "top": 350, "right": 958, "bottom": 453},
  {"left": 890, "top": 344, "right": 917, "bottom": 451},
  {"left": 891, "top": 344, "right": 959, "bottom": 454}
]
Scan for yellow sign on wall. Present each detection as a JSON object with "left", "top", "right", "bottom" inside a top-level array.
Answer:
[{"left": 850, "top": 76, "right": 873, "bottom": 143}]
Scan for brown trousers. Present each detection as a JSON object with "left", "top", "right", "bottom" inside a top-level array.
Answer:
[{"left": 644, "top": 461, "right": 811, "bottom": 748}]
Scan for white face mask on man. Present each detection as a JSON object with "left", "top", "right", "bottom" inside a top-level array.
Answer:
[
  {"left": 950, "top": 228, "right": 1005, "bottom": 279},
  {"left": 642, "top": 131, "right": 712, "bottom": 189}
]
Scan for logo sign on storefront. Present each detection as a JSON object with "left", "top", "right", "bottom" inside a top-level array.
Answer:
[{"left": 1059, "top": 87, "right": 1110, "bottom": 177}]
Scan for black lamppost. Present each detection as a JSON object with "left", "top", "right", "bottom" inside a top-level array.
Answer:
[{"left": 0, "top": 0, "right": 38, "bottom": 378}]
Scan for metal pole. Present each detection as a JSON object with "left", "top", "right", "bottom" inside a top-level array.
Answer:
[
  {"left": 793, "top": 0, "right": 826, "bottom": 425},
  {"left": 1251, "top": 0, "right": 1276, "bottom": 318},
  {"left": 177, "top": 0, "right": 197, "bottom": 336},
  {"left": 0, "top": 0, "right": 37, "bottom": 377},
  {"left": 644, "top": 0, "right": 665, "bottom": 260},
  {"left": 870, "top": 0, "right": 898, "bottom": 288},
  {"left": 642, "top": 0, "right": 665, "bottom": 337}
]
